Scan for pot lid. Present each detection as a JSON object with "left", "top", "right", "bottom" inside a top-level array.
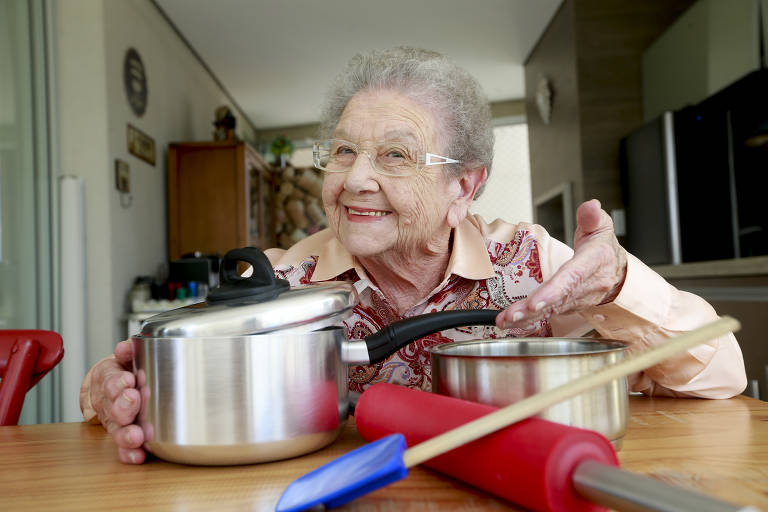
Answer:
[{"left": 139, "top": 247, "right": 358, "bottom": 338}]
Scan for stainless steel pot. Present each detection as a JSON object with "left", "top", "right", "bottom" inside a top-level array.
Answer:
[
  {"left": 428, "top": 338, "right": 629, "bottom": 448},
  {"left": 132, "top": 247, "right": 499, "bottom": 465}
]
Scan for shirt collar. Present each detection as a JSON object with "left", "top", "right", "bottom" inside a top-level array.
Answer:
[
  {"left": 310, "top": 216, "right": 496, "bottom": 283},
  {"left": 311, "top": 234, "right": 357, "bottom": 282},
  {"left": 445, "top": 216, "right": 496, "bottom": 281}
]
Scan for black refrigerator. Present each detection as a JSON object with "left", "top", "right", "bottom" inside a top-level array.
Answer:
[{"left": 621, "top": 69, "right": 768, "bottom": 265}]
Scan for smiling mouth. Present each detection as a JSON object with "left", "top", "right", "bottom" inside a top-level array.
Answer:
[{"left": 346, "top": 207, "right": 391, "bottom": 217}]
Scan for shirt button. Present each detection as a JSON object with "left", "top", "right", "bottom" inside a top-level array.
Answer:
[{"left": 593, "top": 314, "right": 606, "bottom": 322}]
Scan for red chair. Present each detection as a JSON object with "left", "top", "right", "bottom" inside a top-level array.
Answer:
[{"left": 0, "top": 330, "right": 64, "bottom": 425}]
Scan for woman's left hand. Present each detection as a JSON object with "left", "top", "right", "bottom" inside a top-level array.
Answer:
[{"left": 496, "top": 199, "right": 627, "bottom": 331}]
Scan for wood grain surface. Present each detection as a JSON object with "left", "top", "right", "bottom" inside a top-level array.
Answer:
[{"left": 1, "top": 395, "right": 766, "bottom": 511}]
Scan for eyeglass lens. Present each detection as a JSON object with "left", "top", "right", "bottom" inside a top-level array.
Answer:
[{"left": 315, "top": 140, "right": 421, "bottom": 176}]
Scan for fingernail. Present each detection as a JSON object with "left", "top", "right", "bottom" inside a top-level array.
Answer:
[
  {"left": 124, "top": 430, "right": 134, "bottom": 444},
  {"left": 120, "top": 392, "right": 134, "bottom": 408},
  {"left": 535, "top": 301, "right": 547, "bottom": 311},
  {"left": 512, "top": 311, "right": 524, "bottom": 322},
  {"left": 120, "top": 375, "right": 130, "bottom": 387},
  {"left": 128, "top": 451, "right": 137, "bottom": 464}
]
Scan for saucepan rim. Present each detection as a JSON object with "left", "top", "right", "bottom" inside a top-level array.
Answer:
[
  {"left": 426, "top": 337, "right": 629, "bottom": 358},
  {"left": 132, "top": 325, "right": 344, "bottom": 342}
]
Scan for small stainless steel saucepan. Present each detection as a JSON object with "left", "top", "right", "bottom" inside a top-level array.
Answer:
[
  {"left": 132, "top": 247, "right": 499, "bottom": 465},
  {"left": 428, "top": 338, "right": 629, "bottom": 448}
]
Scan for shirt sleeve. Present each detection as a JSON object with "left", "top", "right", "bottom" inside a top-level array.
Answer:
[
  {"left": 264, "top": 247, "right": 287, "bottom": 265},
  {"left": 536, "top": 226, "right": 747, "bottom": 399}
]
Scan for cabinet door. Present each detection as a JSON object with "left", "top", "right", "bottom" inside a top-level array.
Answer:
[
  {"left": 248, "top": 161, "right": 261, "bottom": 244},
  {"left": 245, "top": 147, "right": 276, "bottom": 249},
  {"left": 260, "top": 170, "right": 276, "bottom": 247},
  {"left": 169, "top": 144, "right": 243, "bottom": 259},
  {"left": 169, "top": 143, "right": 274, "bottom": 259}
]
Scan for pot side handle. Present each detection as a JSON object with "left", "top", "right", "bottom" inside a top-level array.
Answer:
[{"left": 364, "top": 309, "right": 500, "bottom": 364}]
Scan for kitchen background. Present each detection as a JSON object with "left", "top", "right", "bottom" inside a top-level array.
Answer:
[{"left": 2, "top": 0, "right": 767, "bottom": 424}]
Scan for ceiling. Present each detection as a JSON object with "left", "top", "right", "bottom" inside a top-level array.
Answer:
[{"left": 155, "top": 0, "right": 563, "bottom": 130}]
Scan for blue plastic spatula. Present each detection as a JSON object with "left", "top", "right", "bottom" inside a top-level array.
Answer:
[
  {"left": 276, "top": 316, "right": 740, "bottom": 512},
  {"left": 275, "top": 434, "right": 409, "bottom": 511}
]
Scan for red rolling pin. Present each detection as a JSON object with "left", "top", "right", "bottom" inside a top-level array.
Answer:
[
  {"left": 355, "top": 382, "right": 615, "bottom": 511},
  {"left": 355, "top": 383, "right": 752, "bottom": 512}
]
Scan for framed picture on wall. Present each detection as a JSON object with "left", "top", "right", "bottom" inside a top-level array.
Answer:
[
  {"left": 127, "top": 123, "right": 156, "bottom": 166},
  {"left": 115, "top": 159, "right": 130, "bottom": 193}
]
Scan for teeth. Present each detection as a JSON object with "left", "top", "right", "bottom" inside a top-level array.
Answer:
[{"left": 348, "top": 208, "right": 390, "bottom": 217}]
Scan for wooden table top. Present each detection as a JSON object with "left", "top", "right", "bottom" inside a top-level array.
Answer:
[{"left": 2, "top": 395, "right": 767, "bottom": 511}]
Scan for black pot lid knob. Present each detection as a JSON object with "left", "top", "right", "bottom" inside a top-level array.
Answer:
[{"left": 207, "top": 247, "right": 290, "bottom": 302}]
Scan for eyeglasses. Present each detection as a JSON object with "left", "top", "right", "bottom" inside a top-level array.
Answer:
[{"left": 313, "top": 139, "right": 461, "bottom": 177}]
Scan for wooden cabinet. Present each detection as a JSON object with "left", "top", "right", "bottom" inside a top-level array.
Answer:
[{"left": 167, "top": 141, "right": 275, "bottom": 260}]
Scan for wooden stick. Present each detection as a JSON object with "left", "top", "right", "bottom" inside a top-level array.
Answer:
[{"left": 403, "top": 316, "right": 740, "bottom": 468}]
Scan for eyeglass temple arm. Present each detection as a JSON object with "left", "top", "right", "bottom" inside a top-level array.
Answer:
[{"left": 424, "top": 153, "right": 461, "bottom": 166}]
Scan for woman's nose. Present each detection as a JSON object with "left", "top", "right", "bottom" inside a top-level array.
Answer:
[{"left": 343, "top": 151, "right": 380, "bottom": 193}]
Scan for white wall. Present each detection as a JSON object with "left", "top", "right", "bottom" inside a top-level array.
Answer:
[
  {"left": 470, "top": 123, "right": 532, "bottom": 225},
  {"left": 50, "top": 0, "right": 111, "bottom": 368},
  {"left": 51, "top": 0, "right": 258, "bottom": 366},
  {"left": 642, "top": 0, "right": 762, "bottom": 121}
]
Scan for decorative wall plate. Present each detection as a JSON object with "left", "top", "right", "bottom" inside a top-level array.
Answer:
[{"left": 124, "top": 48, "right": 148, "bottom": 117}]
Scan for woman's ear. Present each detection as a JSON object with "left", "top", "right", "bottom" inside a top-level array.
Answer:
[{"left": 446, "top": 166, "right": 488, "bottom": 228}]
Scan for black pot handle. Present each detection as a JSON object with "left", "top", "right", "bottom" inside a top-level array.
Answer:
[
  {"left": 207, "top": 247, "right": 289, "bottom": 302},
  {"left": 364, "top": 309, "right": 500, "bottom": 364}
]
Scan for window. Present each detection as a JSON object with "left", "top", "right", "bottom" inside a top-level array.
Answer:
[
  {"left": 470, "top": 123, "right": 532, "bottom": 224},
  {"left": 290, "top": 146, "right": 314, "bottom": 168}
]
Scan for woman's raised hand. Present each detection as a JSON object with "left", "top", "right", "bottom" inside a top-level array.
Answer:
[
  {"left": 496, "top": 199, "right": 627, "bottom": 331},
  {"left": 87, "top": 340, "right": 146, "bottom": 464}
]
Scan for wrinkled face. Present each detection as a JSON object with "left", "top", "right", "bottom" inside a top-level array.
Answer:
[{"left": 322, "top": 89, "right": 461, "bottom": 258}]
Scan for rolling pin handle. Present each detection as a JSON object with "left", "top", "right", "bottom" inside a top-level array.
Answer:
[{"left": 572, "top": 459, "right": 759, "bottom": 512}]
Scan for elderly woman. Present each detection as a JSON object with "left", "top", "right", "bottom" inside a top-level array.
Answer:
[{"left": 80, "top": 47, "right": 746, "bottom": 464}]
